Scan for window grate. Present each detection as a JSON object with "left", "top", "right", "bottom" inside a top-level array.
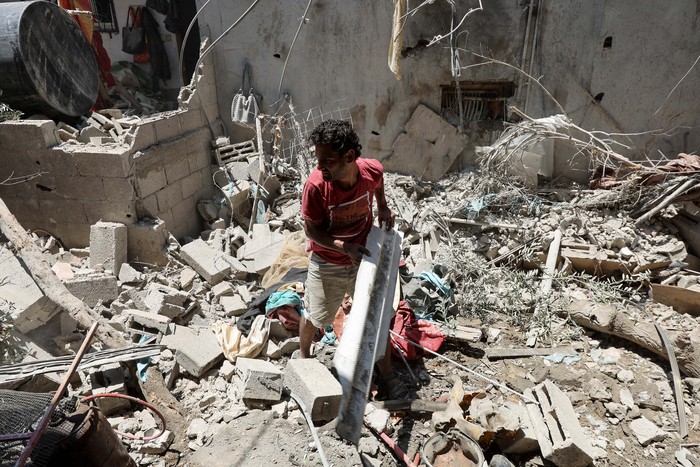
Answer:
[
  {"left": 90, "top": 0, "right": 118, "bottom": 33},
  {"left": 441, "top": 81, "right": 514, "bottom": 123}
]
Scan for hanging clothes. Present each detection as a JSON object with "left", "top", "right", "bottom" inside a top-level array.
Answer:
[{"left": 388, "top": 0, "right": 406, "bottom": 80}]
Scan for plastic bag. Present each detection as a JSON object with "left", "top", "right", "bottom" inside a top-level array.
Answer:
[
  {"left": 231, "top": 62, "right": 261, "bottom": 127},
  {"left": 121, "top": 6, "right": 145, "bottom": 54}
]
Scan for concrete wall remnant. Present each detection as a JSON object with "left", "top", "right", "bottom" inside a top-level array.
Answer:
[{"left": 0, "top": 47, "right": 221, "bottom": 249}]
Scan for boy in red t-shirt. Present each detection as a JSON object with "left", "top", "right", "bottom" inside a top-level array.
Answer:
[{"left": 300, "top": 119, "right": 407, "bottom": 399}]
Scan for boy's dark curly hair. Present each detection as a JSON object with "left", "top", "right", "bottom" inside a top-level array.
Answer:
[{"left": 309, "top": 119, "right": 362, "bottom": 159}]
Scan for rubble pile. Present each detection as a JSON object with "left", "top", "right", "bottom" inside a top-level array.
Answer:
[{"left": 1, "top": 130, "right": 699, "bottom": 466}]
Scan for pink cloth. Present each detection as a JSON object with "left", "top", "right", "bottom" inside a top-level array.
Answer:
[{"left": 391, "top": 301, "right": 446, "bottom": 361}]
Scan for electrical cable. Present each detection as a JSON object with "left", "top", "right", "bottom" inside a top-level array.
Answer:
[
  {"left": 277, "top": 0, "right": 313, "bottom": 98},
  {"left": 81, "top": 393, "right": 167, "bottom": 441}
]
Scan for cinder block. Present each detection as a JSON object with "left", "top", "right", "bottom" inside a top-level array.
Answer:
[
  {"left": 211, "top": 282, "right": 233, "bottom": 298},
  {"left": 174, "top": 328, "right": 223, "bottom": 378},
  {"left": 171, "top": 196, "right": 196, "bottom": 228},
  {"left": 39, "top": 199, "right": 88, "bottom": 224},
  {"left": 154, "top": 113, "right": 183, "bottom": 142},
  {"left": 64, "top": 273, "right": 119, "bottom": 307},
  {"left": 180, "top": 238, "right": 231, "bottom": 285},
  {"left": 525, "top": 380, "right": 596, "bottom": 467},
  {"left": 0, "top": 247, "right": 61, "bottom": 333},
  {"left": 0, "top": 120, "right": 58, "bottom": 150},
  {"left": 69, "top": 148, "right": 130, "bottom": 178},
  {"left": 155, "top": 179, "right": 183, "bottom": 212},
  {"left": 132, "top": 121, "right": 157, "bottom": 151},
  {"left": 83, "top": 200, "right": 137, "bottom": 226},
  {"left": 127, "top": 218, "right": 169, "bottom": 267},
  {"left": 181, "top": 170, "right": 203, "bottom": 199},
  {"left": 102, "top": 177, "right": 136, "bottom": 201},
  {"left": 125, "top": 309, "right": 171, "bottom": 333},
  {"left": 178, "top": 109, "right": 204, "bottom": 134},
  {"left": 136, "top": 166, "right": 167, "bottom": 198},
  {"left": 144, "top": 283, "right": 187, "bottom": 318},
  {"left": 89, "top": 221, "right": 127, "bottom": 276},
  {"left": 284, "top": 359, "right": 342, "bottom": 421},
  {"left": 165, "top": 157, "right": 190, "bottom": 184},
  {"left": 89, "top": 363, "right": 130, "bottom": 415},
  {"left": 235, "top": 357, "right": 283, "bottom": 402}
]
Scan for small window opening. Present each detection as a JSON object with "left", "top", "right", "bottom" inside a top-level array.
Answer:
[
  {"left": 273, "top": 53, "right": 281, "bottom": 58},
  {"left": 371, "top": 130, "right": 380, "bottom": 136},
  {"left": 594, "top": 92, "right": 605, "bottom": 102},
  {"left": 440, "top": 81, "right": 515, "bottom": 124},
  {"left": 90, "top": 0, "right": 118, "bottom": 34},
  {"left": 603, "top": 36, "right": 613, "bottom": 49}
]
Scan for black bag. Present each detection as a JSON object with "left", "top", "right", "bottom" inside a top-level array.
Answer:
[{"left": 122, "top": 6, "right": 146, "bottom": 54}]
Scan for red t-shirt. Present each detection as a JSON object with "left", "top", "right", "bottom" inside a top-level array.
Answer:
[{"left": 302, "top": 158, "right": 384, "bottom": 265}]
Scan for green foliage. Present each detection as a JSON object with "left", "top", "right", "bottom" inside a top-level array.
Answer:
[
  {"left": 0, "top": 89, "right": 22, "bottom": 122},
  {"left": 0, "top": 298, "right": 24, "bottom": 364}
]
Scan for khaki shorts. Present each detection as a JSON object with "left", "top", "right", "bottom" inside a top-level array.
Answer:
[{"left": 304, "top": 253, "right": 359, "bottom": 328}]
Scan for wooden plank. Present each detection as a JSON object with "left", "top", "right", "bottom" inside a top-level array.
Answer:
[
  {"left": 651, "top": 284, "right": 700, "bottom": 316},
  {"left": 486, "top": 347, "right": 576, "bottom": 360},
  {"left": 435, "top": 323, "right": 482, "bottom": 343}
]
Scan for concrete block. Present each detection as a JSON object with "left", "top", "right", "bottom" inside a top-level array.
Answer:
[
  {"left": 219, "top": 359, "right": 236, "bottom": 382},
  {"left": 629, "top": 416, "right": 669, "bottom": 446},
  {"left": 165, "top": 157, "right": 191, "bottom": 184},
  {"left": 220, "top": 294, "right": 247, "bottom": 317},
  {"left": 83, "top": 200, "right": 137, "bottom": 226},
  {"left": 144, "top": 283, "right": 187, "bottom": 318},
  {"left": 284, "top": 359, "right": 342, "bottom": 421},
  {"left": 212, "top": 281, "right": 233, "bottom": 298},
  {"left": 136, "top": 166, "right": 167, "bottom": 198},
  {"left": 180, "top": 238, "right": 232, "bottom": 285},
  {"left": 118, "top": 263, "right": 144, "bottom": 284},
  {"left": 55, "top": 176, "right": 106, "bottom": 201},
  {"left": 175, "top": 328, "right": 223, "bottom": 378},
  {"left": 155, "top": 179, "right": 183, "bottom": 212},
  {"left": 132, "top": 121, "right": 157, "bottom": 152},
  {"left": 236, "top": 224, "right": 286, "bottom": 275},
  {"left": 181, "top": 170, "right": 204, "bottom": 199},
  {"left": 0, "top": 247, "right": 61, "bottom": 333},
  {"left": 125, "top": 309, "right": 171, "bottom": 333},
  {"left": 127, "top": 218, "right": 169, "bottom": 267},
  {"left": 525, "top": 380, "right": 596, "bottom": 467},
  {"left": 69, "top": 147, "right": 130, "bottom": 178},
  {"left": 0, "top": 120, "right": 58, "bottom": 150},
  {"left": 51, "top": 262, "right": 75, "bottom": 280},
  {"left": 179, "top": 267, "right": 198, "bottom": 290},
  {"left": 89, "top": 363, "right": 130, "bottom": 415},
  {"left": 64, "top": 273, "right": 119, "bottom": 307},
  {"left": 222, "top": 180, "right": 252, "bottom": 227},
  {"left": 236, "top": 357, "right": 283, "bottom": 402},
  {"left": 160, "top": 324, "right": 196, "bottom": 352},
  {"left": 102, "top": 177, "right": 136, "bottom": 202},
  {"left": 154, "top": 113, "right": 183, "bottom": 142},
  {"left": 89, "top": 221, "right": 127, "bottom": 276}
]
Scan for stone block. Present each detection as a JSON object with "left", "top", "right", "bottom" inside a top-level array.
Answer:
[
  {"left": 180, "top": 238, "right": 235, "bottom": 285},
  {"left": 525, "top": 380, "right": 596, "bottom": 467},
  {"left": 89, "top": 221, "right": 127, "bottom": 276},
  {"left": 284, "top": 359, "right": 342, "bottom": 421},
  {"left": 212, "top": 282, "right": 233, "bottom": 298},
  {"left": 0, "top": 247, "right": 61, "bottom": 333},
  {"left": 127, "top": 218, "right": 169, "bottom": 267},
  {"left": 220, "top": 294, "right": 247, "bottom": 317},
  {"left": 236, "top": 357, "right": 283, "bottom": 403},
  {"left": 236, "top": 224, "right": 286, "bottom": 275},
  {"left": 175, "top": 328, "right": 223, "bottom": 378},
  {"left": 125, "top": 309, "right": 171, "bottom": 333},
  {"left": 144, "top": 283, "right": 187, "bottom": 318},
  {"left": 89, "top": 363, "right": 130, "bottom": 415},
  {"left": 64, "top": 273, "right": 119, "bottom": 307}
]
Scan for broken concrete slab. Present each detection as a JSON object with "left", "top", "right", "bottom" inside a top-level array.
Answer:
[
  {"left": 284, "top": 359, "right": 343, "bottom": 421},
  {"left": 0, "top": 247, "right": 62, "bottom": 334},
  {"left": 220, "top": 294, "right": 247, "bottom": 317},
  {"left": 235, "top": 357, "right": 283, "bottom": 403},
  {"left": 125, "top": 309, "right": 171, "bottom": 333},
  {"left": 127, "top": 218, "right": 169, "bottom": 267},
  {"left": 118, "top": 263, "right": 144, "bottom": 284},
  {"left": 628, "top": 416, "right": 670, "bottom": 446},
  {"left": 381, "top": 104, "right": 469, "bottom": 182},
  {"left": 144, "top": 283, "right": 187, "bottom": 318},
  {"left": 180, "top": 238, "right": 245, "bottom": 285},
  {"left": 525, "top": 379, "right": 597, "bottom": 467},
  {"left": 63, "top": 273, "right": 119, "bottom": 307},
  {"left": 163, "top": 326, "right": 223, "bottom": 378},
  {"left": 236, "top": 224, "right": 286, "bottom": 275}
]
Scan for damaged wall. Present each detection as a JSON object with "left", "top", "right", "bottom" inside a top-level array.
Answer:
[
  {"left": 194, "top": 0, "right": 522, "bottom": 163},
  {"left": 196, "top": 0, "right": 700, "bottom": 182},
  {"left": 0, "top": 48, "right": 222, "bottom": 250}
]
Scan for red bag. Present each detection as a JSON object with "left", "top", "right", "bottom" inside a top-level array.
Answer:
[
  {"left": 390, "top": 301, "right": 446, "bottom": 361},
  {"left": 131, "top": 7, "right": 150, "bottom": 64}
]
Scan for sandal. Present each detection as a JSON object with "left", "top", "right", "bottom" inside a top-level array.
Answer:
[{"left": 374, "top": 369, "right": 411, "bottom": 401}]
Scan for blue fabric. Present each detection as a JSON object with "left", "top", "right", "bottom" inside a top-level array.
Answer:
[{"left": 265, "top": 290, "right": 302, "bottom": 315}]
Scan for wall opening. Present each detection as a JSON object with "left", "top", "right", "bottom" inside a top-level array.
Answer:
[
  {"left": 603, "top": 36, "right": 613, "bottom": 49},
  {"left": 440, "top": 81, "right": 515, "bottom": 124},
  {"left": 594, "top": 92, "right": 605, "bottom": 102}
]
